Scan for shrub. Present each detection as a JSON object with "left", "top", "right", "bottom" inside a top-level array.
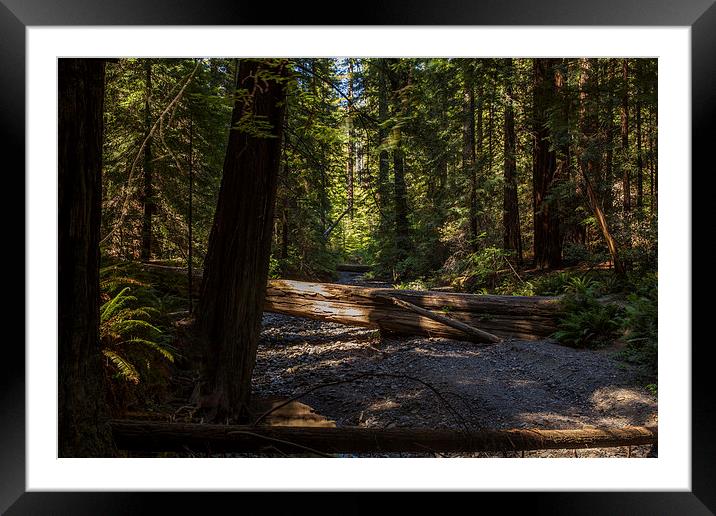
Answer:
[
  {"left": 99, "top": 264, "right": 180, "bottom": 410},
  {"left": 619, "top": 273, "right": 657, "bottom": 374},
  {"left": 552, "top": 275, "right": 622, "bottom": 348}
]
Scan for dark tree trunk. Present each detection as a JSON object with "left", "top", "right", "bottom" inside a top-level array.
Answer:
[
  {"left": 502, "top": 59, "right": 522, "bottom": 263},
  {"left": 377, "top": 59, "right": 391, "bottom": 236},
  {"left": 463, "top": 65, "right": 478, "bottom": 250},
  {"left": 532, "top": 58, "right": 562, "bottom": 269},
  {"left": 636, "top": 97, "right": 643, "bottom": 210},
  {"left": 58, "top": 58, "right": 115, "bottom": 457},
  {"left": 649, "top": 109, "right": 657, "bottom": 216},
  {"left": 621, "top": 58, "right": 631, "bottom": 213},
  {"left": 198, "top": 59, "right": 288, "bottom": 421},
  {"left": 188, "top": 115, "right": 194, "bottom": 313},
  {"left": 488, "top": 63, "right": 496, "bottom": 174},
  {"left": 141, "top": 60, "right": 154, "bottom": 261},
  {"left": 604, "top": 59, "right": 615, "bottom": 212}
]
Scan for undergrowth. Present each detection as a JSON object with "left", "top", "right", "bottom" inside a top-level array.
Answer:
[{"left": 99, "top": 260, "right": 185, "bottom": 411}]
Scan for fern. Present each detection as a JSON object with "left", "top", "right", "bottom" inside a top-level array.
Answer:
[
  {"left": 552, "top": 275, "right": 621, "bottom": 348},
  {"left": 102, "top": 349, "right": 140, "bottom": 384},
  {"left": 100, "top": 287, "right": 138, "bottom": 321},
  {"left": 124, "top": 338, "right": 176, "bottom": 363},
  {"left": 99, "top": 282, "right": 175, "bottom": 385}
]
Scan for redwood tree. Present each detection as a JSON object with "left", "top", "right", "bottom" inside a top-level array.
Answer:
[
  {"left": 58, "top": 58, "right": 115, "bottom": 456},
  {"left": 198, "top": 59, "right": 288, "bottom": 420},
  {"left": 502, "top": 58, "right": 522, "bottom": 263},
  {"left": 532, "top": 58, "right": 562, "bottom": 269}
]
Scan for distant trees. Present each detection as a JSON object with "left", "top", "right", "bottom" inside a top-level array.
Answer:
[{"left": 97, "top": 57, "right": 656, "bottom": 283}]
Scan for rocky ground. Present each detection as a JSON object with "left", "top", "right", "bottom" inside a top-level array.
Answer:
[{"left": 249, "top": 272, "right": 657, "bottom": 458}]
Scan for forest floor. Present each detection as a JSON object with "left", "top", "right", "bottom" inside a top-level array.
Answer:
[{"left": 246, "top": 271, "right": 658, "bottom": 458}]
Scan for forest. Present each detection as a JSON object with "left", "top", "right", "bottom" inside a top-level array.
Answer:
[{"left": 59, "top": 57, "right": 658, "bottom": 458}]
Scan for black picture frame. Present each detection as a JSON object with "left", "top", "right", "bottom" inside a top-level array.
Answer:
[{"left": 3, "top": 1, "right": 709, "bottom": 513}]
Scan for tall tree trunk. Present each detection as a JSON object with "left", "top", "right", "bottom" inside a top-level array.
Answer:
[
  {"left": 377, "top": 58, "right": 391, "bottom": 236},
  {"left": 188, "top": 115, "right": 194, "bottom": 313},
  {"left": 488, "top": 63, "right": 496, "bottom": 174},
  {"left": 532, "top": 58, "right": 562, "bottom": 269},
  {"left": 198, "top": 59, "right": 288, "bottom": 421},
  {"left": 346, "top": 58, "right": 355, "bottom": 219},
  {"left": 463, "top": 65, "right": 478, "bottom": 250},
  {"left": 389, "top": 60, "right": 410, "bottom": 264},
  {"left": 604, "top": 59, "right": 615, "bottom": 212},
  {"left": 141, "top": 60, "right": 154, "bottom": 261},
  {"left": 502, "top": 59, "right": 522, "bottom": 263},
  {"left": 649, "top": 108, "right": 657, "bottom": 216},
  {"left": 578, "top": 59, "right": 625, "bottom": 275},
  {"left": 621, "top": 58, "right": 631, "bottom": 213},
  {"left": 58, "top": 58, "right": 115, "bottom": 457},
  {"left": 636, "top": 96, "right": 643, "bottom": 210}
]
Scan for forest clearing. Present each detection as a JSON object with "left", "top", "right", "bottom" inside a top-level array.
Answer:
[{"left": 58, "top": 57, "right": 658, "bottom": 459}]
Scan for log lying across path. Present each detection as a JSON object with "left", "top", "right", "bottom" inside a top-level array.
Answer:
[
  {"left": 111, "top": 420, "right": 657, "bottom": 454},
  {"left": 139, "top": 264, "right": 563, "bottom": 342},
  {"left": 265, "top": 280, "right": 563, "bottom": 342}
]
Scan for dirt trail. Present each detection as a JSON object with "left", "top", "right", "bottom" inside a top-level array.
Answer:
[{"left": 252, "top": 272, "right": 657, "bottom": 457}]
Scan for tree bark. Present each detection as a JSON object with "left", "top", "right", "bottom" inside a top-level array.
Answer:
[
  {"left": 503, "top": 58, "right": 522, "bottom": 263},
  {"left": 58, "top": 58, "right": 115, "bottom": 457},
  {"left": 532, "top": 58, "right": 562, "bottom": 269},
  {"left": 198, "top": 59, "right": 289, "bottom": 421},
  {"left": 111, "top": 420, "right": 658, "bottom": 454},
  {"left": 621, "top": 58, "right": 631, "bottom": 213},
  {"left": 636, "top": 95, "right": 643, "bottom": 210},
  {"left": 604, "top": 60, "right": 615, "bottom": 212}
]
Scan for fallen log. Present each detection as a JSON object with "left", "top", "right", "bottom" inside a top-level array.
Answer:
[
  {"left": 374, "top": 294, "right": 502, "bottom": 343},
  {"left": 110, "top": 420, "right": 657, "bottom": 454},
  {"left": 137, "top": 264, "right": 564, "bottom": 341},
  {"left": 265, "top": 280, "right": 564, "bottom": 341}
]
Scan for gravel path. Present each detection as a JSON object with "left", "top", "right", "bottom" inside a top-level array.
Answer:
[{"left": 252, "top": 272, "right": 657, "bottom": 458}]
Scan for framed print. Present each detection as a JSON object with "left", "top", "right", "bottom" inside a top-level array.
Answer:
[{"left": 3, "top": 0, "right": 711, "bottom": 513}]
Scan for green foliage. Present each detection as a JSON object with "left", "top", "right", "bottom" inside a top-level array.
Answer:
[
  {"left": 618, "top": 272, "right": 658, "bottom": 374},
  {"left": 439, "top": 246, "right": 513, "bottom": 292},
  {"left": 98, "top": 263, "right": 182, "bottom": 411},
  {"left": 394, "top": 278, "right": 431, "bottom": 291},
  {"left": 552, "top": 274, "right": 623, "bottom": 348},
  {"left": 100, "top": 285, "right": 175, "bottom": 384}
]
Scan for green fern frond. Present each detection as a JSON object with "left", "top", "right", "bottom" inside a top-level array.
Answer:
[
  {"left": 102, "top": 349, "right": 140, "bottom": 384},
  {"left": 123, "top": 338, "right": 175, "bottom": 363},
  {"left": 111, "top": 318, "right": 163, "bottom": 336},
  {"left": 100, "top": 287, "right": 138, "bottom": 322},
  {"left": 100, "top": 275, "right": 148, "bottom": 292}
]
